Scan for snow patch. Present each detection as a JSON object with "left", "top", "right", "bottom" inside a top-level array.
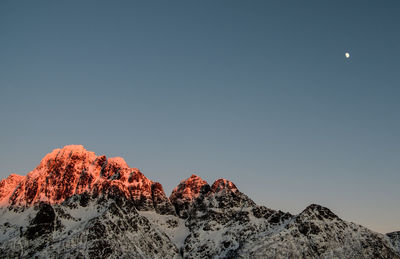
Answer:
[{"left": 138, "top": 210, "right": 189, "bottom": 248}]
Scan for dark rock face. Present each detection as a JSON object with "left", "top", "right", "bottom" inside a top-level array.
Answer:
[
  {"left": 31, "top": 203, "right": 56, "bottom": 225},
  {"left": 78, "top": 192, "right": 90, "bottom": 207},
  {"left": 299, "top": 204, "right": 340, "bottom": 221},
  {"left": 25, "top": 202, "right": 56, "bottom": 240},
  {"left": 151, "top": 182, "right": 176, "bottom": 215}
]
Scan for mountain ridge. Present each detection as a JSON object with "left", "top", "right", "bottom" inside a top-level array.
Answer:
[{"left": 0, "top": 145, "right": 399, "bottom": 258}]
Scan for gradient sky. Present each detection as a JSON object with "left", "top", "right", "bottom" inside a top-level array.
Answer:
[{"left": 0, "top": 1, "right": 399, "bottom": 233}]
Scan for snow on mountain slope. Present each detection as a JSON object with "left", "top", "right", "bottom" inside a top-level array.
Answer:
[
  {"left": 138, "top": 210, "right": 189, "bottom": 248},
  {"left": 0, "top": 145, "right": 399, "bottom": 259},
  {"left": 0, "top": 195, "right": 179, "bottom": 258},
  {"left": 180, "top": 178, "right": 292, "bottom": 258},
  {"left": 239, "top": 204, "right": 399, "bottom": 258},
  {"left": 388, "top": 231, "right": 400, "bottom": 254}
]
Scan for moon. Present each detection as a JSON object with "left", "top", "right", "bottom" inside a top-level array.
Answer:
[{"left": 345, "top": 52, "right": 350, "bottom": 59}]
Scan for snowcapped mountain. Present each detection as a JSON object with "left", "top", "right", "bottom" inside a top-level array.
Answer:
[
  {"left": 388, "top": 232, "right": 400, "bottom": 255},
  {"left": 0, "top": 145, "right": 399, "bottom": 258}
]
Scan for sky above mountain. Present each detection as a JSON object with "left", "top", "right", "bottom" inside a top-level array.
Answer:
[{"left": 0, "top": 1, "right": 399, "bottom": 233}]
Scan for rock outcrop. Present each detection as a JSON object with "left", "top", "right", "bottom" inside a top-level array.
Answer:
[{"left": 0, "top": 145, "right": 174, "bottom": 215}]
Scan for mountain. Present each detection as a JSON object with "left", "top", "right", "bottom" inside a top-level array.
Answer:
[
  {"left": 0, "top": 145, "right": 175, "bottom": 214},
  {"left": 0, "top": 145, "right": 399, "bottom": 258},
  {"left": 388, "top": 232, "right": 400, "bottom": 255}
]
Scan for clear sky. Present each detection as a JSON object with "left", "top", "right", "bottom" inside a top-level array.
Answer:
[{"left": 0, "top": 1, "right": 399, "bottom": 233}]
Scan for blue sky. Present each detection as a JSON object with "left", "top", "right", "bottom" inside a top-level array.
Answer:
[{"left": 0, "top": 1, "right": 399, "bottom": 233}]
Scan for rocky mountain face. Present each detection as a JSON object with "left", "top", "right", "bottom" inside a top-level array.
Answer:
[
  {"left": 388, "top": 232, "right": 400, "bottom": 254},
  {"left": 0, "top": 145, "right": 175, "bottom": 214},
  {"left": 0, "top": 145, "right": 399, "bottom": 258}
]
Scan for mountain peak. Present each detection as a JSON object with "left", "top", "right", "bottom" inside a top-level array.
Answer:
[
  {"left": 170, "top": 174, "right": 209, "bottom": 218},
  {"left": 45, "top": 145, "right": 90, "bottom": 157},
  {"left": 188, "top": 174, "right": 203, "bottom": 180},
  {"left": 0, "top": 174, "right": 26, "bottom": 206},
  {"left": 108, "top": 157, "right": 128, "bottom": 168},
  {"left": 211, "top": 178, "right": 238, "bottom": 193},
  {"left": 170, "top": 174, "right": 208, "bottom": 200},
  {"left": 37, "top": 145, "right": 96, "bottom": 170},
  {"left": 299, "top": 204, "right": 339, "bottom": 221},
  {"left": 0, "top": 145, "right": 172, "bottom": 213},
  {"left": 60, "top": 144, "right": 87, "bottom": 151}
]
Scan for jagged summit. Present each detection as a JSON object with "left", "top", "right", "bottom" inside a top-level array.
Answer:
[
  {"left": 107, "top": 156, "right": 128, "bottom": 168},
  {"left": 0, "top": 146, "right": 244, "bottom": 217},
  {"left": 53, "top": 144, "right": 87, "bottom": 152},
  {"left": 38, "top": 145, "right": 93, "bottom": 162},
  {"left": 37, "top": 145, "right": 126, "bottom": 169},
  {"left": 0, "top": 145, "right": 173, "bottom": 213},
  {"left": 45, "top": 144, "right": 87, "bottom": 155},
  {"left": 170, "top": 174, "right": 208, "bottom": 201},
  {"left": 299, "top": 203, "right": 340, "bottom": 221},
  {"left": 211, "top": 178, "right": 238, "bottom": 193},
  {"left": 169, "top": 174, "right": 209, "bottom": 217},
  {"left": 169, "top": 176, "right": 239, "bottom": 200},
  {"left": 169, "top": 176, "right": 251, "bottom": 217}
]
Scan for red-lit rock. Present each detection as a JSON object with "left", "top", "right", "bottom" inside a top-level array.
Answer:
[{"left": 0, "top": 145, "right": 172, "bottom": 214}]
